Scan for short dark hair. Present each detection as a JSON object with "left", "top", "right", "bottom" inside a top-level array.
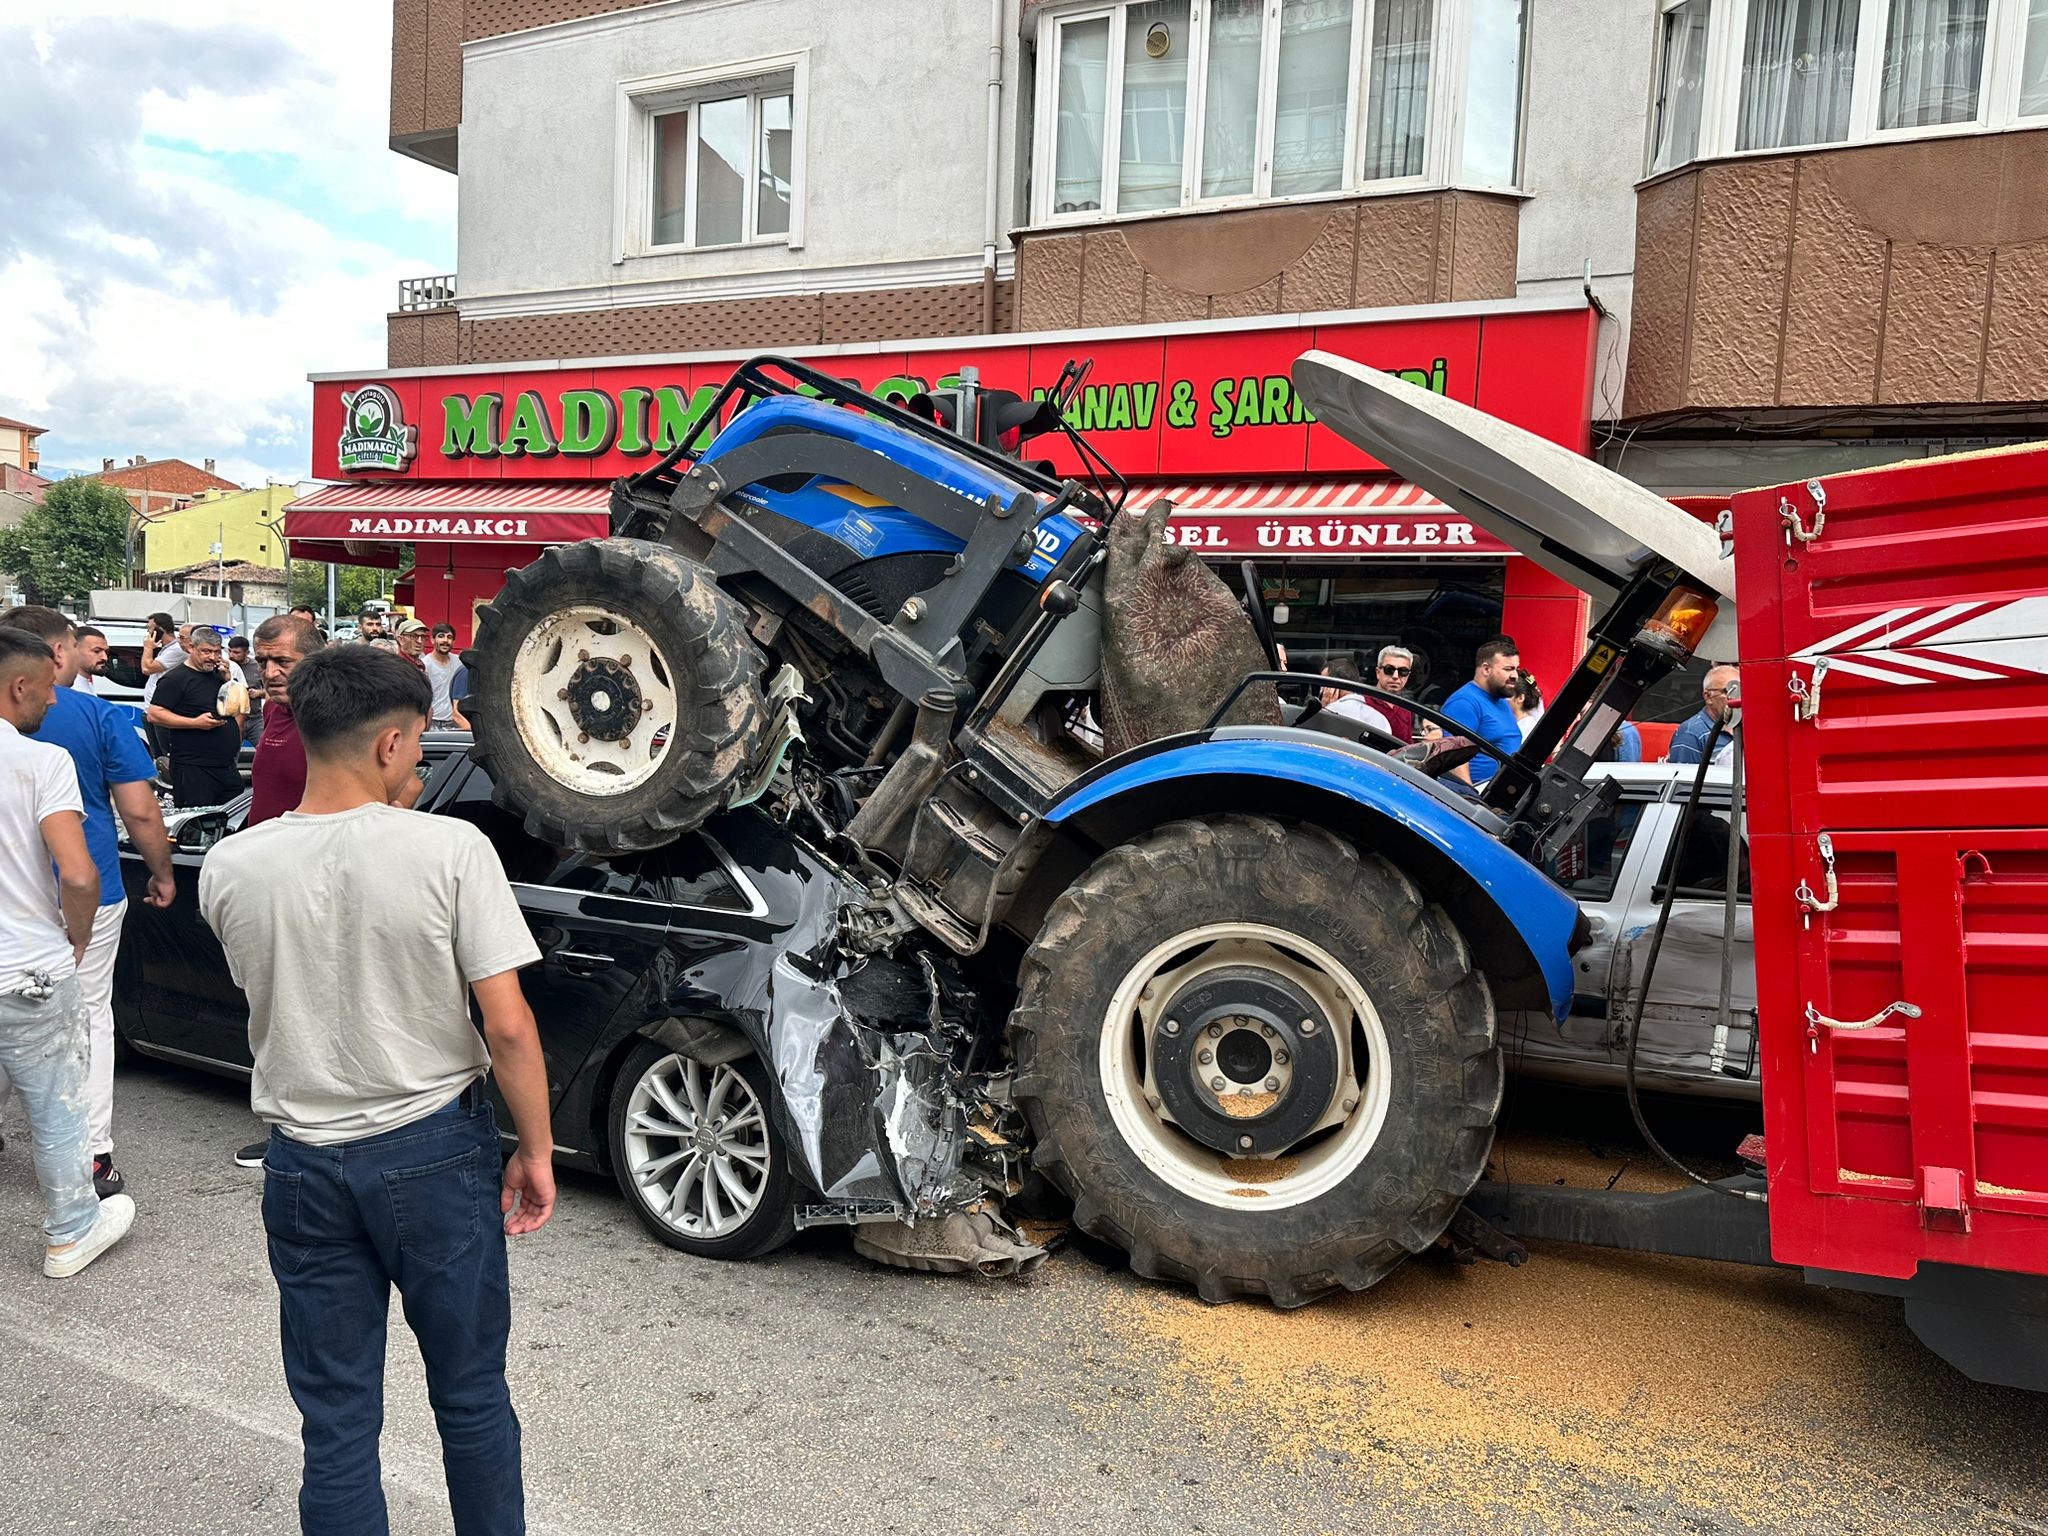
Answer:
[
  {"left": 0, "top": 606, "right": 73, "bottom": 644},
  {"left": 288, "top": 645, "right": 432, "bottom": 759},
  {"left": 1322, "top": 656, "right": 1363, "bottom": 683},
  {"left": 253, "top": 614, "right": 325, "bottom": 653},
  {"left": 1475, "top": 636, "right": 1518, "bottom": 667},
  {"left": 289, "top": 604, "right": 319, "bottom": 618},
  {"left": 431, "top": 623, "right": 456, "bottom": 638},
  {"left": 228, "top": 635, "right": 250, "bottom": 651},
  {"left": 147, "top": 611, "right": 175, "bottom": 631},
  {"left": 74, "top": 625, "right": 105, "bottom": 642},
  {"left": 0, "top": 626, "right": 55, "bottom": 677}
]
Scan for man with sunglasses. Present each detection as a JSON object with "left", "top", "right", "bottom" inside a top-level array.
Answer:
[{"left": 1372, "top": 646, "right": 1417, "bottom": 743}]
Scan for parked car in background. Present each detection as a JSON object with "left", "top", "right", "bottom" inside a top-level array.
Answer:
[{"left": 1505, "top": 762, "right": 1758, "bottom": 1101}]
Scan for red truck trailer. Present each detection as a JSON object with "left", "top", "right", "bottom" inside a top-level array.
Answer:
[
  {"left": 1421, "top": 426, "right": 2048, "bottom": 1388},
  {"left": 1735, "top": 445, "right": 2048, "bottom": 1387}
]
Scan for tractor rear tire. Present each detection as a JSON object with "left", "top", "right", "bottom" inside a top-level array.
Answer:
[
  {"left": 468, "top": 537, "right": 764, "bottom": 853},
  {"left": 1010, "top": 815, "right": 1500, "bottom": 1306}
]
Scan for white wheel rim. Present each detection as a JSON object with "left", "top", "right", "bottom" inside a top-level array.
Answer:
[
  {"left": 1097, "top": 922, "right": 1393, "bottom": 1212},
  {"left": 510, "top": 604, "right": 677, "bottom": 796},
  {"left": 623, "top": 1055, "right": 773, "bottom": 1239}
]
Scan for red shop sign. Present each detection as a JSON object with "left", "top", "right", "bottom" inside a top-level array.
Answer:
[{"left": 312, "top": 305, "right": 1597, "bottom": 486}]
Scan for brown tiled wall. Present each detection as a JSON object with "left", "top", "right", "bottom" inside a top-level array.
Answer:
[
  {"left": 1624, "top": 130, "right": 2048, "bottom": 417},
  {"left": 391, "top": 0, "right": 653, "bottom": 147},
  {"left": 391, "top": 0, "right": 464, "bottom": 144},
  {"left": 1014, "top": 191, "right": 1520, "bottom": 331},
  {"left": 388, "top": 284, "right": 1018, "bottom": 368}
]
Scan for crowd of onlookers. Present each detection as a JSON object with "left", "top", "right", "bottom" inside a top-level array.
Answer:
[
  {"left": 1313, "top": 636, "right": 1739, "bottom": 790},
  {"left": 2, "top": 610, "right": 552, "bottom": 1528},
  {"left": 112, "top": 606, "right": 471, "bottom": 809}
]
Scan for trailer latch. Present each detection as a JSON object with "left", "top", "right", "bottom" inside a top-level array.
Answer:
[
  {"left": 1788, "top": 657, "right": 1828, "bottom": 722},
  {"left": 1804, "top": 999, "right": 1921, "bottom": 1053},
  {"left": 1795, "top": 831, "right": 1838, "bottom": 927},
  {"left": 1781, "top": 478, "right": 1827, "bottom": 546},
  {"left": 1919, "top": 1165, "right": 1971, "bottom": 1233}
]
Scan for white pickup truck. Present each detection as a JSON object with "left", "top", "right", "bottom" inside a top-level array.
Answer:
[{"left": 1505, "top": 761, "right": 1758, "bottom": 1102}]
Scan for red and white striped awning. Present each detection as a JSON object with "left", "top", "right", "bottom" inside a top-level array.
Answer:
[
  {"left": 287, "top": 481, "right": 611, "bottom": 544},
  {"left": 1133, "top": 478, "right": 1448, "bottom": 514}
]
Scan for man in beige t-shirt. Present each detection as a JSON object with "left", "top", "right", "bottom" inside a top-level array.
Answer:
[{"left": 199, "top": 644, "right": 551, "bottom": 1535}]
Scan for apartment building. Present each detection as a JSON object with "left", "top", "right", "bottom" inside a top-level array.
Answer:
[{"left": 301, "top": 0, "right": 2048, "bottom": 694}]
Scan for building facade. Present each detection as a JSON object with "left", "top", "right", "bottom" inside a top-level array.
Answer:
[
  {"left": 0, "top": 415, "right": 45, "bottom": 473},
  {"left": 323, "top": 0, "right": 2048, "bottom": 697},
  {"left": 89, "top": 456, "right": 242, "bottom": 520},
  {"left": 141, "top": 484, "right": 296, "bottom": 575}
]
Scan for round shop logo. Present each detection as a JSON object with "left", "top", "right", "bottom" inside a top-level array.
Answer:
[{"left": 338, "top": 384, "right": 418, "bottom": 473}]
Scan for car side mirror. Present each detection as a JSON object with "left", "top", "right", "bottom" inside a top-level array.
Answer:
[{"left": 175, "top": 812, "right": 230, "bottom": 853}]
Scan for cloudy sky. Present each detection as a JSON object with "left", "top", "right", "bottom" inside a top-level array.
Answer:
[{"left": 0, "top": 1, "right": 455, "bottom": 485}]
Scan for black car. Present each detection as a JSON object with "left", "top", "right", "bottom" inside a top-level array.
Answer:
[{"left": 114, "top": 732, "right": 874, "bottom": 1260}]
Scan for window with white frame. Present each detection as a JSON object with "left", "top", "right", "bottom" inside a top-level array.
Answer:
[
  {"left": 619, "top": 60, "right": 804, "bottom": 255},
  {"left": 1647, "top": 0, "right": 2048, "bottom": 174},
  {"left": 1031, "top": 0, "right": 1526, "bottom": 224}
]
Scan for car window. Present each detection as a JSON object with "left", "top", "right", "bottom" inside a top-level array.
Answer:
[
  {"left": 1549, "top": 796, "right": 1652, "bottom": 902},
  {"left": 1657, "top": 803, "right": 1752, "bottom": 902},
  {"left": 554, "top": 851, "right": 672, "bottom": 902},
  {"left": 440, "top": 761, "right": 569, "bottom": 884},
  {"left": 554, "top": 838, "right": 751, "bottom": 911},
  {"left": 104, "top": 645, "right": 149, "bottom": 690}
]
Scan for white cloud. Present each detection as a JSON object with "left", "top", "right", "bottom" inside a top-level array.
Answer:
[{"left": 0, "top": 1, "right": 455, "bottom": 483}]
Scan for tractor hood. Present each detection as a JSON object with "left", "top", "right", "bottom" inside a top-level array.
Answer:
[{"left": 1292, "top": 351, "right": 1738, "bottom": 645}]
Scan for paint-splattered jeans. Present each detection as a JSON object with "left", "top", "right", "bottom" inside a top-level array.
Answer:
[{"left": 0, "top": 976, "right": 98, "bottom": 1246}]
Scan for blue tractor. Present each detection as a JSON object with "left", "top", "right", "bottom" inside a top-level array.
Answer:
[{"left": 466, "top": 353, "right": 1734, "bottom": 1299}]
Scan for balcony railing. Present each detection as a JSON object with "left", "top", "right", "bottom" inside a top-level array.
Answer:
[{"left": 397, "top": 274, "right": 457, "bottom": 312}]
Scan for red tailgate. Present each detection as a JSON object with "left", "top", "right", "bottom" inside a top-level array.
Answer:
[{"left": 1735, "top": 446, "right": 2048, "bottom": 1282}]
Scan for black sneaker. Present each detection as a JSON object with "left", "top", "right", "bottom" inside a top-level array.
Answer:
[
  {"left": 234, "top": 1141, "right": 268, "bottom": 1169},
  {"left": 92, "top": 1154, "right": 125, "bottom": 1199}
]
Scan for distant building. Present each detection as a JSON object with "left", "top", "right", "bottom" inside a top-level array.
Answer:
[
  {"left": 0, "top": 463, "right": 49, "bottom": 529},
  {"left": 0, "top": 415, "right": 45, "bottom": 473},
  {"left": 90, "top": 456, "right": 241, "bottom": 519},
  {"left": 146, "top": 559, "right": 290, "bottom": 611},
  {"left": 142, "top": 483, "right": 296, "bottom": 574}
]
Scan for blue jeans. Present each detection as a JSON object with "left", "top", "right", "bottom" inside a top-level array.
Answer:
[
  {"left": 0, "top": 976, "right": 98, "bottom": 1246},
  {"left": 261, "top": 1092, "right": 524, "bottom": 1535}
]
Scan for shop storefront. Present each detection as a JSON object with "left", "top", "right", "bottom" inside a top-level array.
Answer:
[{"left": 298, "top": 299, "right": 1599, "bottom": 696}]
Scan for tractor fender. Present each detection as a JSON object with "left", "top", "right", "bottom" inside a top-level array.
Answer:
[{"left": 1030, "top": 733, "right": 1580, "bottom": 1019}]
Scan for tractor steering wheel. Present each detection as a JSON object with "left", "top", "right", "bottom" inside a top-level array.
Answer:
[{"left": 1240, "top": 560, "right": 1282, "bottom": 672}]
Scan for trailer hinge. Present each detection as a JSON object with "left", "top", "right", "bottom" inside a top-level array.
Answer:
[
  {"left": 1795, "top": 831, "right": 1838, "bottom": 927},
  {"left": 1781, "top": 478, "right": 1827, "bottom": 546},
  {"left": 1787, "top": 656, "right": 1829, "bottom": 722},
  {"left": 1804, "top": 998, "right": 1921, "bottom": 1053}
]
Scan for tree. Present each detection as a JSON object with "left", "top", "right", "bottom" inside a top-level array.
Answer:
[
  {"left": 287, "top": 559, "right": 385, "bottom": 617},
  {"left": 0, "top": 478, "right": 133, "bottom": 608}
]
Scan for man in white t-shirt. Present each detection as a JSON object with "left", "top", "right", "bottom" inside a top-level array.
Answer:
[
  {"left": 199, "top": 643, "right": 552, "bottom": 1531},
  {"left": 0, "top": 627, "right": 136, "bottom": 1277}
]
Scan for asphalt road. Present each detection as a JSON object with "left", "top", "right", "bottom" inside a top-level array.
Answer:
[{"left": 3, "top": 1061, "right": 2045, "bottom": 1536}]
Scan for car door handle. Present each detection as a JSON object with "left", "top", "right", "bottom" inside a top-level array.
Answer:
[
  {"left": 1583, "top": 912, "right": 1610, "bottom": 937},
  {"left": 554, "top": 950, "right": 616, "bottom": 973}
]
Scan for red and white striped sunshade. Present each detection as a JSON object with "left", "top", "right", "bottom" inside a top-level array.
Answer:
[
  {"left": 1130, "top": 479, "right": 1447, "bottom": 514},
  {"left": 289, "top": 481, "right": 612, "bottom": 515}
]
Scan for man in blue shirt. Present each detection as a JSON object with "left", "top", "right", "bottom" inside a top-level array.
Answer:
[
  {"left": 1440, "top": 636, "right": 1524, "bottom": 790},
  {"left": 2, "top": 608, "right": 175, "bottom": 1198},
  {"left": 1668, "top": 664, "right": 1739, "bottom": 765}
]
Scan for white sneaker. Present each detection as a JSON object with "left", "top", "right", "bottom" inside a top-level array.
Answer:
[{"left": 44, "top": 1194, "right": 135, "bottom": 1278}]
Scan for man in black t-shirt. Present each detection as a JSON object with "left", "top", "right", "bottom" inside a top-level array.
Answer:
[{"left": 144, "top": 629, "right": 246, "bottom": 806}]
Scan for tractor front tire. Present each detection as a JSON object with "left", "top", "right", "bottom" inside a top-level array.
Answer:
[
  {"left": 1010, "top": 815, "right": 1500, "bottom": 1306},
  {"left": 468, "top": 538, "right": 764, "bottom": 852}
]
